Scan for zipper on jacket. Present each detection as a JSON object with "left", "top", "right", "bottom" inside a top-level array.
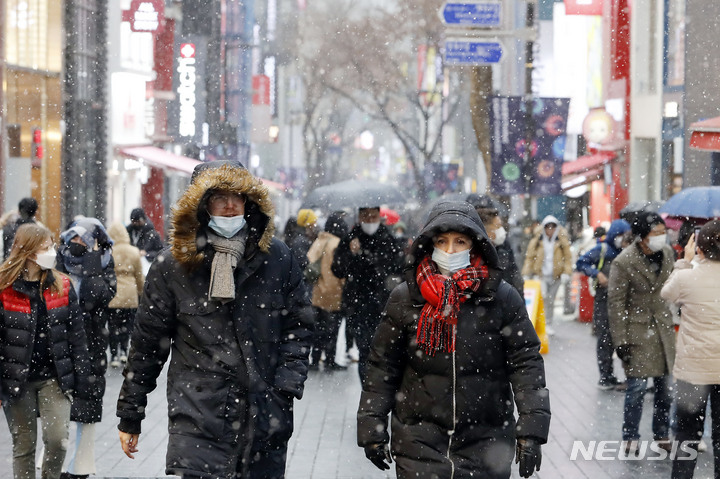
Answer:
[{"left": 446, "top": 349, "right": 457, "bottom": 479}]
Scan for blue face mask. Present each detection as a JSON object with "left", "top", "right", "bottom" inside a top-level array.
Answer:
[
  {"left": 208, "top": 215, "right": 246, "bottom": 238},
  {"left": 432, "top": 248, "right": 471, "bottom": 274}
]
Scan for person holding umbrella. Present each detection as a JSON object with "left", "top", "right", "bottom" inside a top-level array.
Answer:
[
  {"left": 331, "top": 206, "right": 403, "bottom": 382},
  {"left": 357, "top": 200, "right": 549, "bottom": 478}
]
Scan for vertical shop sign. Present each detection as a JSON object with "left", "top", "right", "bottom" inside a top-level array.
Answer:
[
  {"left": 489, "top": 96, "right": 527, "bottom": 195},
  {"left": 169, "top": 37, "right": 207, "bottom": 144},
  {"left": 528, "top": 98, "right": 570, "bottom": 195},
  {"left": 489, "top": 96, "right": 570, "bottom": 195}
]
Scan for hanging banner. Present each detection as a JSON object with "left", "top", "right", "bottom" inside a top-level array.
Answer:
[
  {"left": 528, "top": 97, "right": 570, "bottom": 196},
  {"left": 489, "top": 96, "right": 527, "bottom": 195},
  {"left": 489, "top": 96, "right": 570, "bottom": 196}
]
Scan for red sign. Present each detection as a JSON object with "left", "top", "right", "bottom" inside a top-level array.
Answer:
[
  {"left": 122, "top": 0, "right": 164, "bottom": 33},
  {"left": 564, "top": 0, "right": 603, "bottom": 15},
  {"left": 252, "top": 75, "right": 271, "bottom": 106}
]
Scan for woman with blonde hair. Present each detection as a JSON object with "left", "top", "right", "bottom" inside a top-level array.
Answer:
[{"left": 0, "top": 224, "right": 91, "bottom": 479}]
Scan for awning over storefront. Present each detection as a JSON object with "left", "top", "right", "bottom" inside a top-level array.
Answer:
[
  {"left": 118, "top": 146, "right": 286, "bottom": 191},
  {"left": 689, "top": 116, "right": 720, "bottom": 151},
  {"left": 120, "top": 146, "right": 202, "bottom": 176},
  {"left": 561, "top": 151, "right": 616, "bottom": 191}
]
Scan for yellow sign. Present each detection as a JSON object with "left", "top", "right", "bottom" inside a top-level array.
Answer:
[{"left": 524, "top": 279, "right": 549, "bottom": 354}]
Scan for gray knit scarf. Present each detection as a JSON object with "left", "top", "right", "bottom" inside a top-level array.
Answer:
[{"left": 207, "top": 229, "right": 248, "bottom": 303}]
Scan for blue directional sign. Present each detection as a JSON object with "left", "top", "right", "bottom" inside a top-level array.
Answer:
[
  {"left": 444, "top": 39, "right": 504, "bottom": 65},
  {"left": 440, "top": 1, "right": 502, "bottom": 27}
]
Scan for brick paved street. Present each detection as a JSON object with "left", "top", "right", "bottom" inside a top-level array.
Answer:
[{"left": 1, "top": 311, "right": 715, "bottom": 478}]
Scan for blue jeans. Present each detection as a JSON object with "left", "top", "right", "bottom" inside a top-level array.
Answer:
[{"left": 623, "top": 376, "right": 673, "bottom": 441}]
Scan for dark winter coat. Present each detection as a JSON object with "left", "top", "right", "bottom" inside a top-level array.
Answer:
[
  {"left": 57, "top": 248, "right": 117, "bottom": 423},
  {"left": 331, "top": 223, "right": 403, "bottom": 314},
  {"left": 126, "top": 221, "right": 164, "bottom": 262},
  {"left": 0, "top": 273, "right": 92, "bottom": 402},
  {"left": 117, "top": 163, "right": 314, "bottom": 479},
  {"left": 496, "top": 241, "right": 524, "bottom": 295},
  {"left": 2, "top": 216, "right": 36, "bottom": 260},
  {"left": 358, "top": 201, "right": 550, "bottom": 479}
]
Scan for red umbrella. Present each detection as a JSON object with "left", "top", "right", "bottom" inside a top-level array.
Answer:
[{"left": 380, "top": 207, "right": 400, "bottom": 225}]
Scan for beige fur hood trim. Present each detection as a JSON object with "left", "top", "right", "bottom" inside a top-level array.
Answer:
[{"left": 170, "top": 164, "right": 275, "bottom": 269}]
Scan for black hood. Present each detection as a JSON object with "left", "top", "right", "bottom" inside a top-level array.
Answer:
[
  {"left": 404, "top": 200, "right": 502, "bottom": 301},
  {"left": 409, "top": 200, "right": 499, "bottom": 268}
]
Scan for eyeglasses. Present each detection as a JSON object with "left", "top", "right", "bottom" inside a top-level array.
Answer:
[{"left": 208, "top": 192, "right": 245, "bottom": 207}]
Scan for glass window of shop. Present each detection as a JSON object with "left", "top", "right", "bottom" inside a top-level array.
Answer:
[{"left": 4, "top": 0, "right": 63, "bottom": 234}]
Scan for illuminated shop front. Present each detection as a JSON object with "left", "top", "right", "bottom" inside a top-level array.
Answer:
[{"left": 3, "top": 0, "right": 64, "bottom": 234}]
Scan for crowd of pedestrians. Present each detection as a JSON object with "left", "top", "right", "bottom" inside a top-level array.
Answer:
[{"left": 3, "top": 180, "right": 720, "bottom": 479}]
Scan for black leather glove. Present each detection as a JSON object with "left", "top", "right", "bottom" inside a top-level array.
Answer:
[
  {"left": 516, "top": 437, "right": 542, "bottom": 478},
  {"left": 616, "top": 344, "right": 632, "bottom": 363},
  {"left": 364, "top": 443, "right": 392, "bottom": 471}
]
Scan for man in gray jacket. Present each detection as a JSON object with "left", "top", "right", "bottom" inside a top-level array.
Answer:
[{"left": 608, "top": 211, "right": 675, "bottom": 454}]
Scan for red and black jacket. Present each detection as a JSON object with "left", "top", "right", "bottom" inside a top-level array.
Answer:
[{"left": 0, "top": 272, "right": 91, "bottom": 401}]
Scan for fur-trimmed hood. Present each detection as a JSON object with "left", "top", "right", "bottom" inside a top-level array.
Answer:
[{"left": 170, "top": 163, "right": 275, "bottom": 270}]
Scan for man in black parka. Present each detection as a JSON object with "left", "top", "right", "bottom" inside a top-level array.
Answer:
[
  {"left": 331, "top": 206, "right": 403, "bottom": 381},
  {"left": 358, "top": 200, "right": 550, "bottom": 478},
  {"left": 116, "top": 161, "right": 314, "bottom": 479}
]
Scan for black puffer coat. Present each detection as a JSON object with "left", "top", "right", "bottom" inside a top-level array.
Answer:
[
  {"left": 117, "top": 163, "right": 314, "bottom": 478},
  {"left": 358, "top": 201, "right": 550, "bottom": 479},
  {"left": 57, "top": 247, "right": 117, "bottom": 423},
  {"left": 0, "top": 273, "right": 92, "bottom": 402}
]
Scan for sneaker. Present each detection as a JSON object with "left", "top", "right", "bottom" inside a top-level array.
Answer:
[
  {"left": 698, "top": 439, "right": 708, "bottom": 452},
  {"left": 119, "top": 353, "right": 128, "bottom": 363},
  {"left": 308, "top": 363, "right": 319, "bottom": 371},
  {"left": 597, "top": 380, "right": 616, "bottom": 391},
  {"left": 110, "top": 356, "right": 121, "bottom": 368}
]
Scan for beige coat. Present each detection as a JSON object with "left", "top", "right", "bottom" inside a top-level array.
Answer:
[
  {"left": 307, "top": 231, "right": 345, "bottom": 312},
  {"left": 608, "top": 242, "right": 676, "bottom": 378},
  {"left": 521, "top": 225, "right": 573, "bottom": 279},
  {"left": 107, "top": 222, "right": 145, "bottom": 309},
  {"left": 661, "top": 258, "right": 720, "bottom": 384}
]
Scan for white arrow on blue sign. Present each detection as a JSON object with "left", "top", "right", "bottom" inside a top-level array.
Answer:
[
  {"left": 439, "top": 1, "right": 502, "bottom": 27},
  {"left": 444, "top": 39, "right": 504, "bottom": 65}
]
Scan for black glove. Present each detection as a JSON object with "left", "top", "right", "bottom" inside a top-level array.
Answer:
[
  {"left": 616, "top": 344, "right": 632, "bottom": 363},
  {"left": 516, "top": 437, "right": 542, "bottom": 478},
  {"left": 364, "top": 443, "right": 392, "bottom": 471}
]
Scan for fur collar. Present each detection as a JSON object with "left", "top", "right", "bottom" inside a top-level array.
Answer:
[{"left": 170, "top": 164, "right": 275, "bottom": 271}]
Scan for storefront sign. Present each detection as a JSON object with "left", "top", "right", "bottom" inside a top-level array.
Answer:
[
  {"left": 169, "top": 37, "right": 207, "bottom": 144},
  {"left": 123, "top": 0, "right": 164, "bottom": 33}
]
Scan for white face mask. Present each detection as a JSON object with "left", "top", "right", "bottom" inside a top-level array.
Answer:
[
  {"left": 492, "top": 227, "right": 507, "bottom": 246},
  {"left": 360, "top": 222, "right": 380, "bottom": 236},
  {"left": 647, "top": 234, "right": 667, "bottom": 252},
  {"left": 34, "top": 248, "right": 57, "bottom": 270},
  {"left": 432, "top": 247, "right": 471, "bottom": 274},
  {"left": 208, "top": 215, "right": 246, "bottom": 238},
  {"left": 613, "top": 236, "right": 624, "bottom": 250}
]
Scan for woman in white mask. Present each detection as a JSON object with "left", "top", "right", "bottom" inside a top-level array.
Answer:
[
  {"left": 0, "top": 224, "right": 91, "bottom": 479},
  {"left": 358, "top": 200, "right": 548, "bottom": 479},
  {"left": 608, "top": 210, "right": 676, "bottom": 455}
]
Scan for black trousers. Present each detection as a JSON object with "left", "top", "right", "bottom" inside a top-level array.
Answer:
[
  {"left": 346, "top": 300, "right": 383, "bottom": 383},
  {"left": 107, "top": 307, "right": 136, "bottom": 357},
  {"left": 593, "top": 289, "right": 617, "bottom": 382},
  {"left": 672, "top": 379, "right": 720, "bottom": 479},
  {"left": 311, "top": 307, "right": 342, "bottom": 364}
]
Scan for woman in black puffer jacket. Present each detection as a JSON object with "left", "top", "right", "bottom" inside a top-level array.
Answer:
[
  {"left": 0, "top": 224, "right": 91, "bottom": 479},
  {"left": 357, "top": 201, "right": 550, "bottom": 479}
]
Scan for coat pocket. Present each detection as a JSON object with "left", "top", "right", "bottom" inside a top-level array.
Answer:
[
  {"left": 177, "top": 299, "right": 229, "bottom": 346},
  {"left": 167, "top": 374, "right": 245, "bottom": 440}
]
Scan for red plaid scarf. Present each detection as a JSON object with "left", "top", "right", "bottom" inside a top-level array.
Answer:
[{"left": 415, "top": 254, "right": 489, "bottom": 356}]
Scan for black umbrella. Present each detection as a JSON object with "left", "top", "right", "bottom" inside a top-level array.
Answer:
[
  {"left": 301, "top": 179, "right": 406, "bottom": 211},
  {"left": 619, "top": 200, "right": 664, "bottom": 222}
]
